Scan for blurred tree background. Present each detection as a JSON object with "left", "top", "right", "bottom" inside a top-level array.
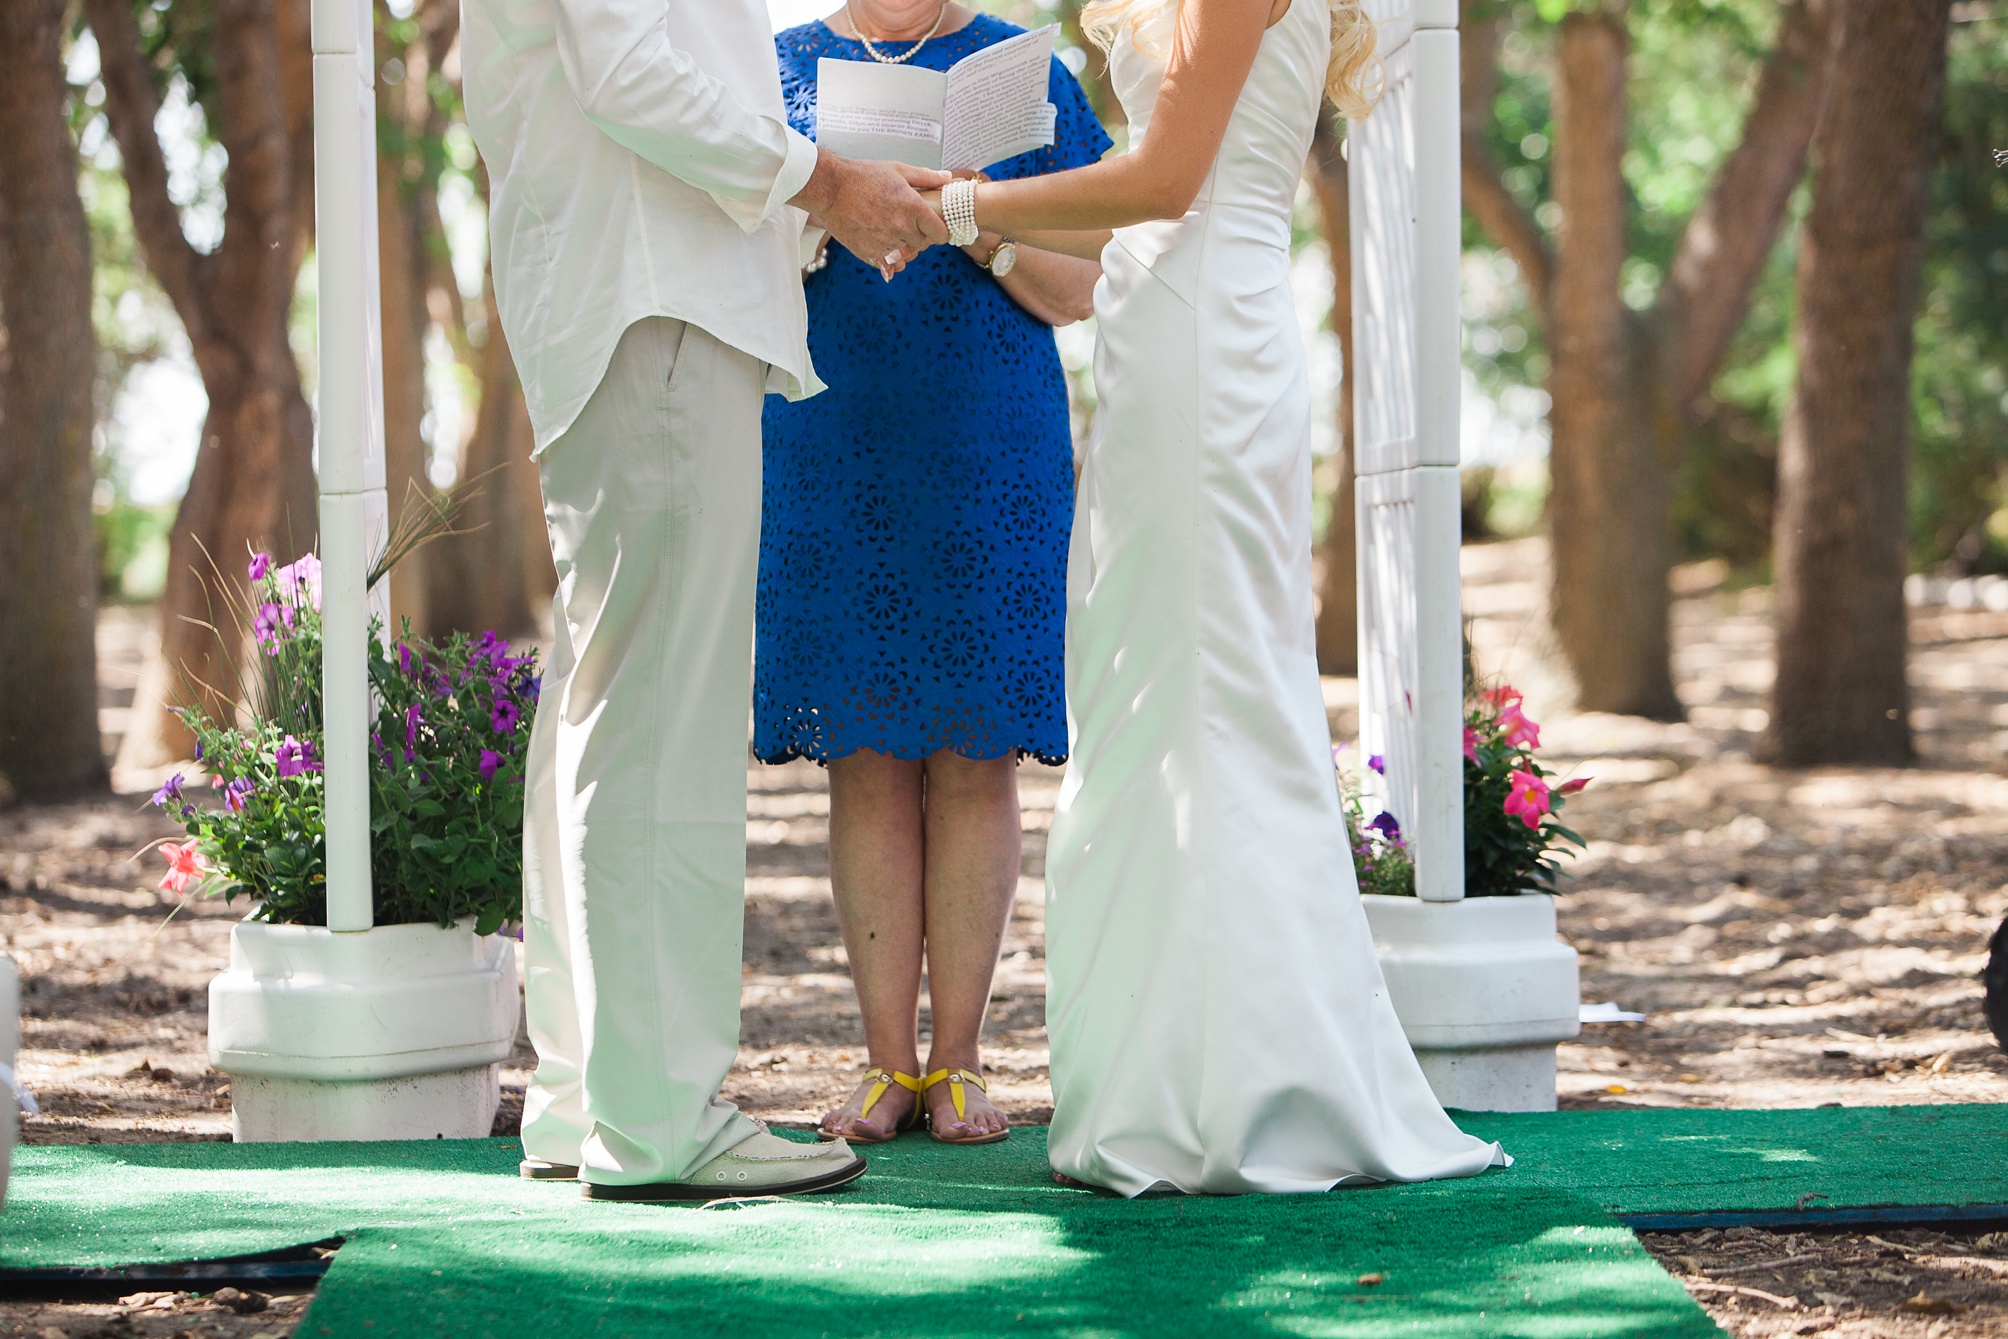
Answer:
[{"left": 0, "top": 0, "right": 2000, "bottom": 801}]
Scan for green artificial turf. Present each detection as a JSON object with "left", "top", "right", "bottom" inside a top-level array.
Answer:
[{"left": 3, "top": 1105, "right": 2003, "bottom": 1338}]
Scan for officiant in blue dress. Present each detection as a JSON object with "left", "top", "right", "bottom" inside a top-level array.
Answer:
[{"left": 757, "top": 4, "right": 1110, "bottom": 1147}]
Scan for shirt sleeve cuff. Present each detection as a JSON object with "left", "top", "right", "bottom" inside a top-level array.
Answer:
[{"left": 715, "top": 127, "right": 820, "bottom": 235}]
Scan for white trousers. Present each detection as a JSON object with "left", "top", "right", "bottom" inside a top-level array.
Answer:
[{"left": 520, "top": 317, "right": 765, "bottom": 1184}]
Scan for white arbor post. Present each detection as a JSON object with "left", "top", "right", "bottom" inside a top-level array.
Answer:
[
  {"left": 205, "top": 0, "right": 520, "bottom": 1142},
  {"left": 1351, "top": 0, "right": 1461, "bottom": 899},
  {"left": 311, "top": 0, "right": 387, "bottom": 934},
  {"left": 1350, "top": 0, "right": 1579, "bottom": 1111}
]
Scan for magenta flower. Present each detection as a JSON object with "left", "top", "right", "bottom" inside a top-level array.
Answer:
[
  {"left": 247, "top": 552, "right": 271, "bottom": 581},
  {"left": 1502, "top": 768, "right": 1551, "bottom": 830},
  {"left": 1367, "top": 754, "right": 1385, "bottom": 775},
  {"left": 479, "top": 749, "right": 505, "bottom": 782},
  {"left": 150, "top": 773, "right": 185, "bottom": 808},
  {"left": 398, "top": 643, "right": 414, "bottom": 675},
  {"left": 1463, "top": 725, "right": 1480, "bottom": 762},
  {"left": 1557, "top": 777, "right": 1591, "bottom": 797},
  {"left": 275, "top": 735, "right": 323, "bottom": 778},
  {"left": 491, "top": 698, "right": 521, "bottom": 734}
]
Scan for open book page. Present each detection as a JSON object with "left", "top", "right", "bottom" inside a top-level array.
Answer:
[
  {"left": 816, "top": 58, "right": 948, "bottom": 169},
  {"left": 941, "top": 26, "right": 1059, "bottom": 171},
  {"left": 815, "top": 25, "right": 1060, "bottom": 174}
]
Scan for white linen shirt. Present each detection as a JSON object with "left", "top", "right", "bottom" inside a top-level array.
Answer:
[{"left": 461, "top": 0, "right": 825, "bottom": 453}]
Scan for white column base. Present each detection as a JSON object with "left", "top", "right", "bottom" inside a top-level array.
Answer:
[
  {"left": 230, "top": 1065, "right": 500, "bottom": 1142},
  {"left": 1414, "top": 1043, "right": 1559, "bottom": 1114},
  {"left": 209, "top": 919, "right": 519, "bottom": 1143},
  {"left": 1363, "top": 892, "right": 1581, "bottom": 1114}
]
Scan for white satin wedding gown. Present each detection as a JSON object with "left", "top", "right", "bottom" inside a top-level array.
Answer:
[{"left": 1044, "top": 0, "right": 1509, "bottom": 1196}]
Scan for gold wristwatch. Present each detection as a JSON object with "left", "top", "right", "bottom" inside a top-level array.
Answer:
[{"left": 981, "top": 238, "right": 1019, "bottom": 278}]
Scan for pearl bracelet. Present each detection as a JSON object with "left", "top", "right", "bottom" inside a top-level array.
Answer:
[{"left": 941, "top": 178, "right": 981, "bottom": 248}]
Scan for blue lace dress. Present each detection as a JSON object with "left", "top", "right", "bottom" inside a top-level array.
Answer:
[{"left": 755, "top": 17, "right": 1112, "bottom": 766}]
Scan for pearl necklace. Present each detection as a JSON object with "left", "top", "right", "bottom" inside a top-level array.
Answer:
[{"left": 845, "top": 1, "right": 951, "bottom": 65}]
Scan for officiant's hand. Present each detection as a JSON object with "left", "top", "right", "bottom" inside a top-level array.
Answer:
[{"left": 793, "top": 150, "right": 952, "bottom": 277}]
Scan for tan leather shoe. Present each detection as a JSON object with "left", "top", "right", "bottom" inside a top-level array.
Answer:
[
  {"left": 579, "top": 1131, "right": 866, "bottom": 1202},
  {"left": 519, "top": 1158, "right": 580, "bottom": 1180}
]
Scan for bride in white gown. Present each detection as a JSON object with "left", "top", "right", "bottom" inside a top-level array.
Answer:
[{"left": 926, "top": 0, "right": 1507, "bottom": 1195}]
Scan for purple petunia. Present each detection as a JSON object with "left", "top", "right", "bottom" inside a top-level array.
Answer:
[
  {"left": 1368, "top": 810, "right": 1403, "bottom": 842},
  {"left": 479, "top": 749, "right": 505, "bottom": 783},
  {"left": 150, "top": 773, "right": 185, "bottom": 809},
  {"left": 248, "top": 552, "right": 271, "bottom": 581},
  {"left": 222, "top": 777, "right": 255, "bottom": 814},
  {"left": 193, "top": 740, "right": 203, "bottom": 762},
  {"left": 398, "top": 643, "right": 414, "bottom": 676},
  {"left": 491, "top": 698, "right": 521, "bottom": 734},
  {"left": 405, "top": 703, "right": 425, "bottom": 754},
  {"left": 252, "top": 601, "right": 295, "bottom": 653},
  {"left": 1367, "top": 754, "right": 1386, "bottom": 775},
  {"left": 275, "top": 735, "right": 324, "bottom": 778},
  {"left": 525, "top": 676, "right": 541, "bottom": 702}
]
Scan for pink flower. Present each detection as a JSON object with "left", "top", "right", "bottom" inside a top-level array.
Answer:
[
  {"left": 275, "top": 553, "right": 322, "bottom": 611},
  {"left": 157, "top": 840, "right": 210, "bottom": 894},
  {"left": 1463, "top": 725, "right": 1480, "bottom": 762},
  {"left": 1502, "top": 769, "right": 1551, "bottom": 830},
  {"left": 1497, "top": 701, "right": 1541, "bottom": 750},
  {"left": 247, "top": 552, "right": 271, "bottom": 581},
  {"left": 1556, "top": 777, "right": 1591, "bottom": 797}
]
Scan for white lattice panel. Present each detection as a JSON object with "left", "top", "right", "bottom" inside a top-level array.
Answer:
[{"left": 1351, "top": 3, "right": 1417, "bottom": 480}]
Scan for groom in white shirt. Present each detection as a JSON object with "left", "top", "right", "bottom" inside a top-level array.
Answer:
[{"left": 461, "top": 0, "right": 947, "bottom": 1200}]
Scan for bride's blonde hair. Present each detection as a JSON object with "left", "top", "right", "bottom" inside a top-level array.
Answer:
[{"left": 1079, "top": 0, "right": 1383, "bottom": 120}]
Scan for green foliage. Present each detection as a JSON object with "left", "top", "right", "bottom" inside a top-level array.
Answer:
[
  {"left": 1462, "top": 686, "right": 1585, "bottom": 897},
  {"left": 1908, "top": 16, "right": 2008, "bottom": 572},
  {"left": 1336, "top": 750, "right": 1416, "bottom": 898},
  {"left": 149, "top": 554, "right": 536, "bottom": 934},
  {"left": 367, "top": 626, "right": 537, "bottom": 938}
]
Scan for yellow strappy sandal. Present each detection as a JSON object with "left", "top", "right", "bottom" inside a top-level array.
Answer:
[
  {"left": 921, "top": 1068, "right": 1011, "bottom": 1145},
  {"left": 819, "top": 1067, "right": 923, "bottom": 1144}
]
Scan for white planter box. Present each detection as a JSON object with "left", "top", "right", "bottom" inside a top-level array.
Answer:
[
  {"left": 209, "top": 919, "right": 519, "bottom": 1142},
  {"left": 1362, "top": 892, "right": 1581, "bottom": 1112}
]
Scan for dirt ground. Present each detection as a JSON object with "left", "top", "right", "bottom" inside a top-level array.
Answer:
[{"left": 3, "top": 539, "right": 2006, "bottom": 1337}]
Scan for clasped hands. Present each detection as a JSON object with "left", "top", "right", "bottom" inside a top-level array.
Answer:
[{"left": 794, "top": 150, "right": 980, "bottom": 280}]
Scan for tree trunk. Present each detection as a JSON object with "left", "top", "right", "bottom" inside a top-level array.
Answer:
[
  {"left": 1461, "top": 0, "right": 1833, "bottom": 720},
  {"left": 1545, "top": 13, "right": 1680, "bottom": 719},
  {"left": 1763, "top": 0, "right": 1949, "bottom": 766},
  {"left": 426, "top": 285, "right": 551, "bottom": 639},
  {"left": 1307, "top": 109, "right": 1356, "bottom": 675},
  {"left": 377, "top": 149, "right": 435, "bottom": 635},
  {"left": 91, "top": 0, "right": 319, "bottom": 771},
  {"left": 0, "top": 0, "right": 108, "bottom": 801}
]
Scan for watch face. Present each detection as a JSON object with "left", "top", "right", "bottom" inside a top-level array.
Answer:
[{"left": 990, "top": 242, "right": 1019, "bottom": 277}]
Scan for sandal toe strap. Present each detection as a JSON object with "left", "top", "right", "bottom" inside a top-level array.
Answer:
[
  {"left": 856, "top": 1067, "right": 923, "bottom": 1124},
  {"left": 920, "top": 1068, "right": 987, "bottom": 1123}
]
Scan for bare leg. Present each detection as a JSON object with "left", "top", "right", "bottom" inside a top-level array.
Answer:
[
  {"left": 918, "top": 751, "right": 1021, "bottom": 1138},
  {"left": 820, "top": 749, "right": 925, "bottom": 1140}
]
